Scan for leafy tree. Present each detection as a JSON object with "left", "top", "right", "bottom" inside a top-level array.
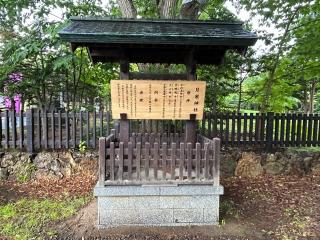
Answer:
[
  {"left": 0, "top": 0, "right": 118, "bottom": 110},
  {"left": 233, "top": 0, "right": 320, "bottom": 112}
]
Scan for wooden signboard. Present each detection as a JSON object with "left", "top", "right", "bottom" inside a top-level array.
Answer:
[{"left": 111, "top": 80, "right": 206, "bottom": 120}]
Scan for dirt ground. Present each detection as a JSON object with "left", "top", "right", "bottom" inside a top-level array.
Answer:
[
  {"left": 0, "top": 161, "right": 319, "bottom": 240},
  {"left": 52, "top": 174, "right": 320, "bottom": 240},
  {"left": 53, "top": 199, "right": 266, "bottom": 240}
]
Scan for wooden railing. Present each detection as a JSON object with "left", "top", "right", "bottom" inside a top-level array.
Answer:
[
  {"left": 201, "top": 112, "right": 320, "bottom": 151},
  {"left": 1, "top": 110, "right": 320, "bottom": 152},
  {"left": 0, "top": 109, "right": 113, "bottom": 152},
  {"left": 98, "top": 133, "right": 221, "bottom": 185}
]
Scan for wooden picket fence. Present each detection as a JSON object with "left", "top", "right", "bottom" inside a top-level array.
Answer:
[
  {"left": 98, "top": 133, "right": 221, "bottom": 185},
  {"left": 1, "top": 109, "right": 320, "bottom": 152},
  {"left": 200, "top": 112, "right": 320, "bottom": 151},
  {"left": 0, "top": 109, "right": 113, "bottom": 152}
]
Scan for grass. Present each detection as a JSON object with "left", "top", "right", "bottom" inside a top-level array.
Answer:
[
  {"left": 0, "top": 197, "right": 91, "bottom": 240},
  {"left": 288, "top": 146, "right": 320, "bottom": 153},
  {"left": 240, "top": 109, "right": 259, "bottom": 114},
  {"left": 220, "top": 199, "right": 240, "bottom": 223},
  {"left": 16, "top": 162, "right": 37, "bottom": 183}
]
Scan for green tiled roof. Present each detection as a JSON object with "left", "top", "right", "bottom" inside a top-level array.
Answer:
[{"left": 59, "top": 17, "right": 257, "bottom": 46}]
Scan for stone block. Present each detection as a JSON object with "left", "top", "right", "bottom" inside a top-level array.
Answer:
[
  {"left": 140, "top": 209, "right": 174, "bottom": 225},
  {"left": 159, "top": 185, "right": 223, "bottom": 195},
  {"left": 99, "top": 196, "right": 160, "bottom": 209},
  {"left": 173, "top": 208, "right": 203, "bottom": 223},
  {"left": 158, "top": 195, "right": 218, "bottom": 209},
  {"left": 203, "top": 208, "right": 219, "bottom": 223},
  {"left": 99, "top": 209, "right": 142, "bottom": 225},
  {"left": 98, "top": 207, "right": 173, "bottom": 226},
  {"left": 94, "top": 185, "right": 160, "bottom": 196},
  {"left": 95, "top": 184, "right": 223, "bottom": 227}
]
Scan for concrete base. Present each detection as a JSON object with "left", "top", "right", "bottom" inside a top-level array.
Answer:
[{"left": 94, "top": 184, "right": 224, "bottom": 227}]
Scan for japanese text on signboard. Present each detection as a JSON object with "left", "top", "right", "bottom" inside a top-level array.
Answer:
[{"left": 111, "top": 80, "right": 206, "bottom": 120}]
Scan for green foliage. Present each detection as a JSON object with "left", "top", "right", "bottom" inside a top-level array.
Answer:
[
  {"left": 243, "top": 73, "right": 300, "bottom": 112},
  {"left": 0, "top": 197, "right": 90, "bottom": 240},
  {"left": 16, "top": 162, "right": 37, "bottom": 183},
  {"left": 78, "top": 140, "right": 87, "bottom": 154},
  {"left": 220, "top": 199, "right": 240, "bottom": 222},
  {"left": 1, "top": 0, "right": 319, "bottom": 113},
  {"left": 199, "top": 0, "right": 237, "bottom": 21},
  {"left": 231, "top": 0, "right": 320, "bottom": 113},
  {"left": 0, "top": 0, "right": 117, "bottom": 111}
]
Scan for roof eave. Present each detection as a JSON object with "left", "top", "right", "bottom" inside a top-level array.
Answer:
[{"left": 58, "top": 33, "right": 258, "bottom": 47}]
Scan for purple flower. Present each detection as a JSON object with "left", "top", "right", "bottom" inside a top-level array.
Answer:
[
  {"left": 4, "top": 73, "right": 23, "bottom": 112},
  {"left": 14, "top": 94, "right": 21, "bottom": 112},
  {"left": 9, "top": 72, "right": 23, "bottom": 83},
  {"left": 4, "top": 96, "right": 12, "bottom": 109}
]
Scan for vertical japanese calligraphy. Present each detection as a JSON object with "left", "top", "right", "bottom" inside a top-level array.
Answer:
[{"left": 111, "top": 80, "right": 206, "bottom": 120}]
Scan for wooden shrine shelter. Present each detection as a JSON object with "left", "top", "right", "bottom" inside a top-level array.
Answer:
[
  {"left": 59, "top": 17, "right": 257, "bottom": 227},
  {"left": 59, "top": 17, "right": 257, "bottom": 144}
]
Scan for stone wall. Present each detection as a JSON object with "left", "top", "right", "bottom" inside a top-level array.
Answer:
[
  {"left": 0, "top": 150, "right": 98, "bottom": 181},
  {"left": 221, "top": 148, "right": 320, "bottom": 177},
  {"left": 1, "top": 147, "right": 320, "bottom": 180}
]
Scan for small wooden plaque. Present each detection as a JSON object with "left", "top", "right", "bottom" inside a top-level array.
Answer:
[{"left": 111, "top": 80, "right": 206, "bottom": 120}]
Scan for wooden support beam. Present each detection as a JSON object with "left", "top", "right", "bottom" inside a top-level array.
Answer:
[
  {"left": 120, "top": 60, "right": 129, "bottom": 79},
  {"left": 186, "top": 48, "right": 197, "bottom": 80},
  {"left": 119, "top": 59, "right": 130, "bottom": 146},
  {"left": 185, "top": 48, "right": 197, "bottom": 146},
  {"left": 129, "top": 72, "right": 188, "bottom": 80}
]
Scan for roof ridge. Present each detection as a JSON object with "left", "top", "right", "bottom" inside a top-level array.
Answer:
[{"left": 69, "top": 16, "right": 244, "bottom": 25}]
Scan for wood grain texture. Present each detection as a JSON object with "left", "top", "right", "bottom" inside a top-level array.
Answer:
[{"left": 111, "top": 80, "right": 206, "bottom": 120}]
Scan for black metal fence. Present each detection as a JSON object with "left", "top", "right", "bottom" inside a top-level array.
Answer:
[{"left": 0, "top": 110, "right": 319, "bottom": 152}]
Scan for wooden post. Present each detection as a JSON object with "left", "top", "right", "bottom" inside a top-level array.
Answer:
[
  {"left": 4, "top": 110, "right": 9, "bottom": 149},
  {"left": 0, "top": 110, "right": 2, "bottom": 149},
  {"left": 266, "top": 112, "right": 274, "bottom": 152},
  {"left": 185, "top": 114, "right": 197, "bottom": 146},
  {"left": 185, "top": 48, "right": 197, "bottom": 146},
  {"left": 26, "top": 109, "right": 34, "bottom": 153},
  {"left": 213, "top": 138, "right": 220, "bottom": 186},
  {"left": 98, "top": 137, "right": 106, "bottom": 186},
  {"left": 19, "top": 110, "right": 24, "bottom": 149},
  {"left": 119, "top": 59, "right": 130, "bottom": 146},
  {"left": 11, "top": 111, "right": 17, "bottom": 149}
]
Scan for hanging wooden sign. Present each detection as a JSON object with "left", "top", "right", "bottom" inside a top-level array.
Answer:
[{"left": 111, "top": 80, "right": 206, "bottom": 120}]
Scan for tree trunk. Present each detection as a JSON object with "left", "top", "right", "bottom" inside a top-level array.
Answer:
[
  {"left": 309, "top": 79, "right": 317, "bottom": 114},
  {"left": 118, "top": 0, "right": 137, "bottom": 18},
  {"left": 237, "top": 80, "right": 242, "bottom": 114},
  {"left": 302, "top": 88, "right": 309, "bottom": 114},
  {"left": 260, "top": 7, "right": 301, "bottom": 113},
  {"left": 161, "top": 0, "right": 178, "bottom": 18},
  {"left": 261, "top": 71, "right": 274, "bottom": 112},
  {"left": 180, "top": 0, "right": 201, "bottom": 19},
  {"left": 212, "top": 77, "right": 217, "bottom": 115}
]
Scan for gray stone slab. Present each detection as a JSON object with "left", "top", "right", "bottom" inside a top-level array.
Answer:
[
  {"left": 98, "top": 196, "right": 160, "bottom": 209},
  {"left": 203, "top": 208, "right": 219, "bottom": 223},
  {"left": 99, "top": 208, "right": 174, "bottom": 226},
  {"left": 99, "top": 209, "right": 142, "bottom": 225},
  {"left": 97, "top": 222, "right": 217, "bottom": 228},
  {"left": 95, "top": 184, "right": 223, "bottom": 197},
  {"left": 95, "top": 183, "right": 223, "bottom": 227},
  {"left": 140, "top": 209, "right": 174, "bottom": 225},
  {"left": 173, "top": 208, "right": 203, "bottom": 223},
  {"left": 159, "top": 185, "right": 224, "bottom": 196},
  {"left": 158, "top": 195, "right": 219, "bottom": 209},
  {"left": 94, "top": 185, "right": 160, "bottom": 196}
]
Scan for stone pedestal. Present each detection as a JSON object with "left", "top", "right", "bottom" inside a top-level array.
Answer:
[{"left": 94, "top": 184, "right": 224, "bottom": 227}]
